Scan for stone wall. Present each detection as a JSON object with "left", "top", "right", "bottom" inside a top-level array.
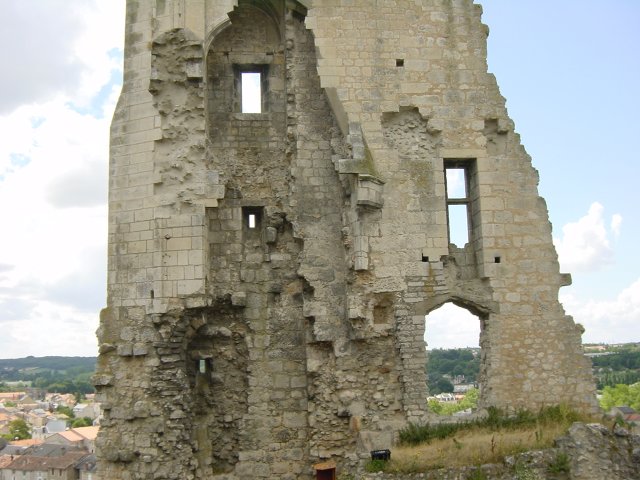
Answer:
[{"left": 96, "top": 1, "right": 598, "bottom": 478}]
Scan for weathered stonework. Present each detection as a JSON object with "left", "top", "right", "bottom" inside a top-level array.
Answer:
[{"left": 97, "top": 1, "right": 598, "bottom": 478}]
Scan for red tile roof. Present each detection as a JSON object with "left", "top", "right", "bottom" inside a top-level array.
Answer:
[{"left": 0, "top": 455, "right": 14, "bottom": 469}]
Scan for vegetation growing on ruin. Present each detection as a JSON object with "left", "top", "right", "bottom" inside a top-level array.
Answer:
[{"left": 373, "top": 405, "right": 591, "bottom": 474}]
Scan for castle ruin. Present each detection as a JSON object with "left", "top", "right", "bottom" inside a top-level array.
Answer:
[{"left": 96, "top": 1, "right": 598, "bottom": 478}]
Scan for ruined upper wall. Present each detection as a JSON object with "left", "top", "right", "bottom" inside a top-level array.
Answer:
[{"left": 110, "top": 0, "right": 510, "bottom": 309}]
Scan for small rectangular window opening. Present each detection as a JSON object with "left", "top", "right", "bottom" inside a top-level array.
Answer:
[
  {"left": 241, "top": 72, "right": 262, "bottom": 113},
  {"left": 396, "top": 59, "right": 404, "bottom": 67},
  {"left": 494, "top": 256, "right": 501, "bottom": 264},
  {"left": 198, "top": 359, "right": 207, "bottom": 374},
  {"left": 243, "top": 207, "right": 263, "bottom": 232},
  {"left": 421, "top": 255, "right": 429, "bottom": 262}
]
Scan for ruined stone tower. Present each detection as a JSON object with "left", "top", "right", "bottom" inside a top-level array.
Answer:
[{"left": 96, "top": 1, "right": 598, "bottom": 478}]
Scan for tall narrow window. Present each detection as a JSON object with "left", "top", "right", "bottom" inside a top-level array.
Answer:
[
  {"left": 198, "top": 359, "right": 207, "bottom": 374},
  {"left": 241, "top": 72, "right": 262, "bottom": 113},
  {"left": 444, "top": 160, "right": 474, "bottom": 246}
]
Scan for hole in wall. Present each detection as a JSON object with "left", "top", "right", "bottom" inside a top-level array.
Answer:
[
  {"left": 444, "top": 160, "right": 476, "bottom": 248},
  {"left": 197, "top": 358, "right": 210, "bottom": 374},
  {"left": 494, "top": 256, "right": 501, "bottom": 264},
  {"left": 241, "top": 72, "right": 262, "bottom": 113},
  {"left": 425, "top": 303, "right": 480, "bottom": 352},
  {"left": 447, "top": 204, "right": 469, "bottom": 246},
  {"left": 424, "top": 303, "right": 481, "bottom": 410},
  {"left": 396, "top": 58, "right": 404, "bottom": 67},
  {"left": 242, "top": 207, "right": 262, "bottom": 231}
]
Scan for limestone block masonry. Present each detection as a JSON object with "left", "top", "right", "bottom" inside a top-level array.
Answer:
[{"left": 96, "top": 1, "right": 599, "bottom": 478}]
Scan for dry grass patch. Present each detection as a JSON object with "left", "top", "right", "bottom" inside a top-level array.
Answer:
[
  {"left": 386, "top": 423, "right": 569, "bottom": 473},
  {"left": 377, "top": 406, "right": 598, "bottom": 474}
]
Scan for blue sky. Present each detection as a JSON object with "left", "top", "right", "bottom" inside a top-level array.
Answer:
[{"left": 0, "top": 1, "right": 637, "bottom": 358}]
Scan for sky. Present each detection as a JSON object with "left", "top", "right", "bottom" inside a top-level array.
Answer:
[
  {"left": 0, "top": 1, "right": 637, "bottom": 358},
  {"left": 427, "top": 0, "right": 640, "bottom": 348}
]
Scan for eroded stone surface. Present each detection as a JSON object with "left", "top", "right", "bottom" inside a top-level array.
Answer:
[{"left": 98, "top": 1, "right": 598, "bottom": 478}]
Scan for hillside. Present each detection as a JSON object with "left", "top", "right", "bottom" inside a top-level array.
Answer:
[
  {"left": 426, "top": 348, "right": 480, "bottom": 394},
  {"left": 0, "top": 356, "right": 97, "bottom": 395}
]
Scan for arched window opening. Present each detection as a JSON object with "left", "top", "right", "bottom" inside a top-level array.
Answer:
[
  {"left": 424, "top": 303, "right": 481, "bottom": 415},
  {"left": 206, "top": 2, "right": 282, "bottom": 125}
]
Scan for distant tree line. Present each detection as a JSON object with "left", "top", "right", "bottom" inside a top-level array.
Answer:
[
  {"left": 0, "top": 356, "right": 96, "bottom": 397},
  {"left": 426, "top": 348, "right": 479, "bottom": 395},
  {"left": 591, "top": 347, "right": 640, "bottom": 390},
  {"left": 592, "top": 349, "right": 640, "bottom": 370}
]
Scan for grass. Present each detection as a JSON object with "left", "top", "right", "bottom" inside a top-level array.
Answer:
[
  {"left": 547, "top": 451, "right": 570, "bottom": 474},
  {"left": 380, "top": 405, "right": 592, "bottom": 474}
]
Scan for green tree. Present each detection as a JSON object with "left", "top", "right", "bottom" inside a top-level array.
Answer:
[
  {"left": 435, "top": 377, "right": 454, "bottom": 394},
  {"left": 1, "top": 419, "right": 31, "bottom": 440},
  {"left": 56, "top": 405, "right": 75, "bottom": 419},
  {"left": 427, "top": 399, "right": 443, "bottom": 414},
  {"left": 599, "top": 383, "right": 640, "bottom": 411},
  {"left": 426, "top": 348, "right": 480, "bottom": 392},
  {"left": 427, "top": 388, "right": 479, "bottom": 416},
  {"left": 71, "top": 417, "right": 93, "bottom": 428},
  {"left": 457, "top": 387, "right": 478, "bottom": 410}
]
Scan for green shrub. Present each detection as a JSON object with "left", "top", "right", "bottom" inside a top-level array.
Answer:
[
  {"left": 365, "top": 459, "right": 387, "bottom": 473},
  {"left": 466, "top": 468, "right": 488, "bottom": 480},
  {"left": 398, "top": 421, "right": 462, "bottom": 445},
  {"left": 548, "top": 451, "right": 570, "bottom": 474},
  {"left": 399, "top": 405, "right": 584, "bottom": 447}
]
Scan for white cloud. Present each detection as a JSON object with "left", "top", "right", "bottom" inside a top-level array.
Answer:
[
  {"left": 611, "top": 214, "right": 622, "bottom": 238},
  {"left": 0, "top": 300, "right": 99, "bottom": 358},
  {"left": 0, "top": 1, "right": 84, "bottom": 113},
  {"left": 553, "top": 202, "right": 622, "bottom": 273},
  {"left": 0, "top": 2, "right": 123, "bottom": 358},
  {"left": 0, "top": 0, "right": 124, "bottom": 115},
  {"left": 561, "top": 278, "right": 640, "bottom": 345},
  {"left": 425, "top": 303, "right": 480, "bottom": 349}
]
